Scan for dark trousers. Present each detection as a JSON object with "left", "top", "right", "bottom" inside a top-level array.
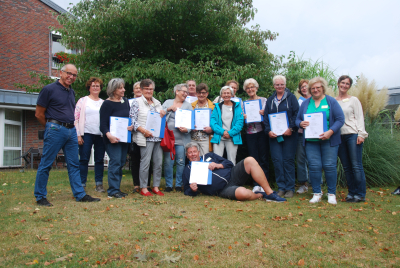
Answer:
[
  {"left": 130, "top": 142, "right": 151, "bottom": 187},
  {"left": 246, "top": 131, "right": 269, "bottom": 186}
]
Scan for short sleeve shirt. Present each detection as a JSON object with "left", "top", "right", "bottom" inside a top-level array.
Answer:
[
  {"left": 306, "top": 96, "right": 330, "bottom": 142},
  {"left": 36, "top": 80, "right": 76, "bottom": 124}
]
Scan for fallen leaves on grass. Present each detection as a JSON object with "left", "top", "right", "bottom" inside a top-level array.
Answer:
[
  {"left": 55, "top": 253, "right": 73, "bottom": 262},
  {"left": 161, "top": 254, "right": 181, "bottom": 263},
  {"left": 25, "top": 259, "right": 39, "bottom": 265},
  {"left": 133, "top": 253, "right": 147, "bottom": 262},
  {"left": 298, "top": 259, "right": 305, "bottom": 266},
  {"left": 194, "top": 255, "right": 199, "bottom": 260},
  {"left": 36, "top": 235, "right": 49, "bottom": 241}
]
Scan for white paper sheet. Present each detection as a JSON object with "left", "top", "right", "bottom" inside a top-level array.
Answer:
[
  {"left": 194, "top": 109, "right": 210, "bottom": 130},
  {"left": 110, "top": 117, "right": 130, "bottom": 143},
  {"left": 269, "top": 113, "right": 288, "bottom": 136},
  {"left": 175, "top": 109, "right": 192, "bottom": 129},
  {"left": 304, "top": 113, "right": 325, "bottom": 139},
  {"left": 145, "top": 111, "right": 162, "bottom": 137},
  {"left": 189, "top": 162, "right": 211, "bottom": 185},
  {"left": 244, "top": 101, "right": 262, "bottom": 123},
  {"left": 185, "top": 96, "right": 198, "bottom": 103}
]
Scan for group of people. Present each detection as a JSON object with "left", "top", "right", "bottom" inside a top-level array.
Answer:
[{"left": 34, "top": 63, "right": 370, "bottom": 207}]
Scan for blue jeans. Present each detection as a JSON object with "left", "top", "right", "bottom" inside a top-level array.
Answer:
[
  {"left": 269, "top": 132, "right": 298, "bottom": 192},
  {"left": 105, "top": 143, "right": 129, "bottom": 196},
  {"left": 305, "top": 140, "right": 339, "bottom": 194},
  {"left": 338, "top": 134, "right": 366, "bottom": 199},
  {"left": 246, "top": 131, "right": 269, "bottom": 186},
  {"left": 164, "top": 145, "right": 185, "bottom": 188},
  {"left": 34, "top": 122, "right": 86, "bottom": 201},
  {"left": 296, "top": 133, "right": 309, "bottom": 184},
  {"left": 79, "top": 133, "right": 105, "bottom": 187}
]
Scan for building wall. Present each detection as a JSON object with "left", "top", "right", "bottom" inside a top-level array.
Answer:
[
  {"left": 0, "top": 0, "right": 60, "bottom": 90},
  {"left": 22, "top": 110, "right": 43, "bottom": 167}
]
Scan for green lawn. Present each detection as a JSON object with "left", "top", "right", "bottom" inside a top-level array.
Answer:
[{"left": 0, "top": 169, "right": 399, "bottom": 267}]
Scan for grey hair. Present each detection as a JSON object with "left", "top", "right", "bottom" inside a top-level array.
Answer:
[
  {"left": 106, "top": 78, "right": 125, "bottom": 98},
  {"left": 133, "top": 81, "right": 141, "bottom": 89},
  {"left": 173, "top": 83, "right": 188, "bottom": 95},
  {"left": 219, "top": 85, "right": 234, "bottom": 96},
  {"left": 61, "top": 63, "right": 77, "bottom": 72},
  {"left": 243, "top": 78, "right": 259, "bottom": 90},
  {"left": 273, "top": 75, "right": 286, "bottom": 85},
  {"left": 185, "top": 142, "right": 200, "bottom": 154}
]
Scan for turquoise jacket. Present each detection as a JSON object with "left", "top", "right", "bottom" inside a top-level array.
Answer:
[{"left": 210, "top": 101, "right": 244, "bottom": 145}]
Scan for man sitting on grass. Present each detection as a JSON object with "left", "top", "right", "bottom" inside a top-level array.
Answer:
[{"left": 182, "top": 142, "right": 286, "bottom": 202}]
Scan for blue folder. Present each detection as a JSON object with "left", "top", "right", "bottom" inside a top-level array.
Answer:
[
  {"left": 194, "top": 108, "right": 212, "bottom": 130},
  {"left": 109, "top": 116, "right": 132, "bottom": 143},
  {"left": 304, "top": 111, "right": 328, "bottom": 132},
  {"left": 148, "top": 111, "right": 166, "bottom": 138},
  {"left": 190, "top": 161, "right": 212, "bottom": 185},
  {"left": 176, "top": 109, "right": 195, "bottom": 129},
  {"left": 243, "top": 99, "right": 263, "bottom": 124},
  {"left": 268, "top": 111, "right": 289, "bottom": 133}
]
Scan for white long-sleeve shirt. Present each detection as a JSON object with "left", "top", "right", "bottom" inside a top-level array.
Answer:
[{"left": 337, "top": 96, "right": 368, "bottom": 139}]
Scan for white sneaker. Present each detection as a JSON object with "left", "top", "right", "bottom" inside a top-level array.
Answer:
[
  {"left": 252, "top": 186, "right": 261, "bottom": 193},
  {"left": 327, "top": 194, "right": 337, "bottom": 205},
  {"left": 296, "top": 185, "right": 308, "bottom": 194},
  {"left": 309, "top": 193, "right": 322, "bottom": 203}
]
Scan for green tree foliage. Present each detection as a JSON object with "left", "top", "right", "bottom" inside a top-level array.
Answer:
[{"left": 51, "top": 0, "right": 279, "bottom": 100}]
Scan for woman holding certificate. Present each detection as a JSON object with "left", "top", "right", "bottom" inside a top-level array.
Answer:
[
  {"left": 210, "top": 86, "right": 244, "bottom": 165},
  {"left": 162, "top": 84, "right": 193, "bottom": 192},
  {"left": 130, "top": 79, "right": 166, "bottom": 197},
  {"left": 191, "top": 83, "right": 215, "bottom": 154},
  {"left": 99, "top": 78, "right": 131, "bottom": 198},
  {"left": 74, "top": 77, "right": 105, "bottom": 192},
  {"left": 296, "top": 77, "right": 344, "bottom": 204},
  {"left": 336, "top": 75, "right": 368, "bottom": 203},
  {"left": 263, "top": 75, "right": 299, "bottom": 198},
  {"left": 242, "top": 78, "right": 269, "bottom": 193}
]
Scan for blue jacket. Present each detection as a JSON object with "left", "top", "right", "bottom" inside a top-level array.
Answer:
[
  {"left": 183, "top": 153, "right": 234, "bottom": 196},
  {"left": 263, "top": 89, "right": 299, "bottom": 134},
  {"left": 295, "top": 95, "right": 345, "bottom": 146},
  {"left": 210, "top": 101, "right": 244, "bottom": 145}
]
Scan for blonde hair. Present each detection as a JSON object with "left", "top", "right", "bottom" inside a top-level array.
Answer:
[{"left": 308, "top": 77, "right": 328, "bottom": 95}]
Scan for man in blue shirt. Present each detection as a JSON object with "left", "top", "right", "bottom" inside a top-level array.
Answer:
[
  {"left": 182, "top": 142, "right": 286, "bottom": 202},
  {"left": 34, "top": 64, "right": 101, "bottom": 206}
]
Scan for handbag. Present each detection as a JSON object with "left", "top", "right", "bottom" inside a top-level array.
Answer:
[{"left": 160, "top": 123, "right": 175, "bottom": 160}]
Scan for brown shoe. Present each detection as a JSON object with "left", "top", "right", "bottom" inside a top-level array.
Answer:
[
  {"left": 284, "top": 190, "right": 294, "bottom": 198},
  {"left": 95, "top": 185, "right": 106, "bottom": 193},
  {"left": 277, "top": 190, "right": 286, "bottom": 197}
]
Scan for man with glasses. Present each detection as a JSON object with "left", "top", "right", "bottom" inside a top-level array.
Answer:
[
  {"left": 190, "top": 83, "right": 215, "bottom": 154},
  {"left": 34, "top": 64, "right": 101, "bottom": 206}
]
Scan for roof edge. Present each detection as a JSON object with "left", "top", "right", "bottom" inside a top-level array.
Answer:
[{"left": 39, "top": 0, "right": 68, "bottom": 14}]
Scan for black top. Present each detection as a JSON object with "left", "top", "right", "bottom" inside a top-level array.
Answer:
[
  {"left": 36, "top": 80, "right": 76, "bottom": 124},
  {"left": 99, "top": 98, "right": 130, "bottom": 144}
]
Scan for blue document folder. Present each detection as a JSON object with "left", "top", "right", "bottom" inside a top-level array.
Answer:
[
  {"left": 268, "top": 111, "right": 289, "bottom": 134},
  {"left": 175, "top": 109, "right": 195, "bottom": 129},
  {"left": 190, "top": 161, "right": 212, "bottom": 185},
  {"left": 243, "top": 99, "right": 263, "bottom": 124},
  {"left": 109, "top": 116, "right": 132, "bottom": 143},
  {"left": 193, "top": 108, "right": 212, "bottom": 130},
  {"left": 304, "top": 111, "right": 328, "bottom": 132},
  {"left": 146, "top": 111, "right": 166, "bottom": 138}
]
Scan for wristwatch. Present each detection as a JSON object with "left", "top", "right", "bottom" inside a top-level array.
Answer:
[{"left": 289, "top": 128, "right": 293, "bottom": 132}]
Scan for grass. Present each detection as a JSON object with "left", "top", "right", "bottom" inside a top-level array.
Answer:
[{"left": 1, "top": 169, "right": 400, "bottom": 267}]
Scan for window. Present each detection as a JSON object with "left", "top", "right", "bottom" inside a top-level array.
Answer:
[
  {"left": 51, "top": 32, "right": 79, "bottom": 69},
  {"left": 0, "top": 109, "right": 22, "bottom": 167}
]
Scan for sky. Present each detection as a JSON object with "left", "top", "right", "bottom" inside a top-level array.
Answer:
[{"left": 52, "top": 0, "right": 400, "bottom": 89}]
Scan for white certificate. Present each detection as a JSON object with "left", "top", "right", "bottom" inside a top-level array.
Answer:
[
  {"left": 243, "top": 100, "right": 262, "bottom": 123},
  {"left": 145, "top": 111, "right": 165, "bottom": 138},
  {"left": 194, "top": 109, "right": 211, "bottom": 130},
  {"left": 175, "top": 109, "right": 193, "bottom": 129},
  {"left": 268, "top": 112, "right": 288, "bottom": 136},
  {"left": 304, "top": 112, "right": 325, "bottom": 139},
  {"left": 109, "top": 116, "right": 131, "bottom": 143},
  {"left": 189, "top": 161, "right": 212, "bottom": 185},
  {"left": 185, "top": 96, "right": 198, "bottom": 103}
]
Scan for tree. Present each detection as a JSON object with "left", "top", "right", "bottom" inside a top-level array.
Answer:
[{"left": 48, "top": 0, "right": 279, "bottom": 100}]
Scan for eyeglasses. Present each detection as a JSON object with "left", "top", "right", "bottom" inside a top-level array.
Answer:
[
  {"left": 311, "top": 86, "right": 322, "bottom": 91},
  {"left": 197, "top": 91, "right": 208, "bottom": 95},
  {"left": 91, "top": 85, "right": 101, "bottom": 88},
  {"left": 245, "top": 86, "right": 257, "bottom": 90},
  {"left": 64, "top": 71, "right": 78, "bottom": 78},
  {"left": 179, "top": 90, "right": 188, "bottom": 95},
  {"left": 301, "top": 86, "right": 308, "bottom": 89},
  {"left": 142, "top": 87, "right": 154, "bottom": 91}
]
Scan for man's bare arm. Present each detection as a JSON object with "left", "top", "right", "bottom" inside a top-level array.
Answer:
[{"left": 35, "top": 105, "right": 47, "bottom": 127}]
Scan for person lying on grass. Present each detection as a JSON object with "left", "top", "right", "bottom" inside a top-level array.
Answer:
[{"left": 182, "top": 142, "right": 286, "bottom": 202}]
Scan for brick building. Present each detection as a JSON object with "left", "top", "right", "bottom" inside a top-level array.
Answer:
[{"left": 0, "top": 0, "right": 69, "bottom": 168}]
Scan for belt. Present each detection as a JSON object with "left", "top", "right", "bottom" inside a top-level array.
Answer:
[{"left": 47, "top": 119, "right": 75, "bottom": 129}]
